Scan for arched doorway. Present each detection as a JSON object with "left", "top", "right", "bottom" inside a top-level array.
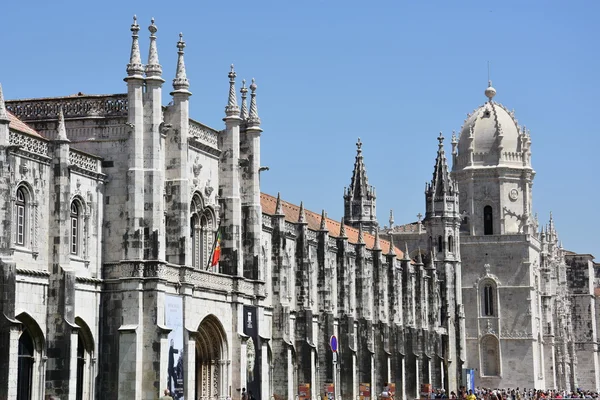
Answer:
[{"left": 196, "top": 315, "right": 228, "bottom": 400}]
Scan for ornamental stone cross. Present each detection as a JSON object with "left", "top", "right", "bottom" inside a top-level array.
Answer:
[{"left": 417, "top": 213, "right": 423, "bottom": 223}]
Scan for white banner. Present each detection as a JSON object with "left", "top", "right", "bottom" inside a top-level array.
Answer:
[{"left": 165, "top": 295, "right": 185, "bottom": 400}]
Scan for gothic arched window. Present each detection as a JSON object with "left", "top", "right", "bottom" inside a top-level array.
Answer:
[
  {"left": 191, "top": 194, "right": 214, "bottom": 270},
  {"left": 448, "top": 235, "right": 453, "bottom": 253},
  {"left": 484, "top": 205, "right": 493, "bottom": 235},
  {"left": 17, "top": 329, "right": 34, "bottom": 400},
  {"left": 482, "top": 283, "right": 496, "bottom": 316},
  {"left": 438, "top": 236, "right": 443, "bottom": 253},
  {"left": 15, "top": 187, "right": 27, "bottom": 246},
  {"left": 71, "top": 201, "right": 81, "bottom": 255},
  {"left": 480, "top": 335, "right": 500, "bottom": 376}
]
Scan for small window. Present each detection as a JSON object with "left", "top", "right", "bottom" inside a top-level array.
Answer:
[
  {"left": 484, "top": 206, "right": 493, "bottom": 235},
  {"left": 15, "top": 188, "right": 26, "bottom": 246},
  {"left": 437, "top": 236, "right": 443, "bottom": 253},
  {"left": 483, "top": 284, "right": 495, "bottom": 316},
  {"left": 448, "top": 236, "right": 453, "bottom": 253},
  {"left": 71, "top": 202, "right": 80, "bottom": 255},
  {"left": 17, "top": 329, "right": 34, "bottom": 400}
]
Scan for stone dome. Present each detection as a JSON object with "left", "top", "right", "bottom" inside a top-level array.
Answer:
[{"left": 456, "top": 84, "right": 525, "bottom": 168}]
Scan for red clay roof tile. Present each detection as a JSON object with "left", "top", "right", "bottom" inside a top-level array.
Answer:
[
  {"left": 7, "top": 112, "right": 44, "bottom": 138},
  {"left": 261, "top": 193, "right": 402, "bottom": 258}
]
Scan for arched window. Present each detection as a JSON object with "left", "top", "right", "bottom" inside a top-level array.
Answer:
[
  {"left": 71, "top": 201, "right": 81, "bottom": 255},
  {"left": 17, "top": 329, "right": 34, "bottom": 400},
  {"left": 15, "top": 187, "right": 27, "bottom": 246},
  {"left": 484, "top": 206, "right": 493, "bottom": 235},
  {"left": 76, "top": 334, "right": 85, "bottom": 400},
  {"left": 437, "top": 236, "right": 443, "bottom": 253},
  {"left": 482, "top": 283, "right": 495, "bottom": 316},
  {"left": 448, "top": 236, "right": 453, "bottom": 253},
  {"left": 191, "top": 194, "right": 214, "bottom": 270},
  {"left": 480, "top": 335, "right": 500, "bottom": 376}
]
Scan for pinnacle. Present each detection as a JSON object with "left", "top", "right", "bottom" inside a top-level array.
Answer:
[
  {"left": 416, "top": 248, "right": 424, "bottom": 265},
  {"left": 404, "top": 242, "right": 410, "bottom": 261},
  {"left": 145, "top": 17, "right": 163, "bottom": 80},
  {"left": 247, "top": 78, "right": 261, "bottom": 128},
  {"left": 357, "top": 224, "right": 365, "bottom": 245},
  {"left": 171, "top": 33, "right": 191, "bottom": 95},
  {"left": 298, "top": 201, "right": 306, "bottom": 224},
  {"left": 275, "top": 192, "right": 283, "bottom": 215},
  {"left": 429, "top": 131, "right": 452, "bottom": 197},
  {"left": 225, "top": 64, "right": 240, "bottom": 117},
  {"left": 387, "top": 233, "right": 395, "bottom": 256},
  {"left": 240, "top": 79, "right": 248, "bottom": 120},
  {"left": 55, "top": 108, "right": 70, "bottom": 142},
  {"left": 373, "top": 230, "right": 381, "bottom": 250},
  {"left": 339, "top": 217, "right": 347, "bottom": 238},
  {"left": 320, "top": 210, "right": 328, "bottom": 231},
  {"left": 125, "top": 15, "right": 144, "bottom": 79},
  {"left": 347, "top": 137, "right": 371, "bottom": 200},
  {"left": 0, "top": 83, "right": 8, "bottom": 123}
]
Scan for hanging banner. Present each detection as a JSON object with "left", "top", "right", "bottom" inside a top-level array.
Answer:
[
  {"left": 165, "top": 295, "right": 185, "bottom": 400},
  {"left": 359, "top": 383, "right": 371, "bottom": 400},
  {"left": 323, "top": 383, "right": 334, "bottom": 400},
  {"left": 298, "top": 383, "right": 310, "bottom": 400},
  {"left": 243, "top": 305, "right": 261, "bottom": 400}
]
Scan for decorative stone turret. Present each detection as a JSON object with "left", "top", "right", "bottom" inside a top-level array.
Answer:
[
  {"left": 219, "top": 64, "right": 243, "bottom": 276},
  {"left": 125, "top": 15, "right": 144, "bottom": 80},
  {"left": 344, "top": 138, "right": 378, "bottom": 234}
]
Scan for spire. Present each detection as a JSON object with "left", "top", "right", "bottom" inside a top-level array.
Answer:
[
  {"left": 428, "top": 132, "right": 452, "bottom": 197},
  {"left": 389, "top": 210, "right": 394, "bottom": 229},
  {"left": 320, "top": 210, "right": 328, "bottom": 231},
  {"left": 347, "top": 138, "right": 372, "bottom": 200},
  {"left": 145, "top": 18, "right": 163, "bottom": 79},
  {"left": 387, "top": 234, "right": 395, "bottom": 256},
  {"left": 404, "top": 243, "right": 411, "bottom": 261},
  {"left": 427, "top": 250, "right": 435, "bottom": 270},
  {"left": 0, "top": 83, "right": 8, "bottom": 123},
  {"left": 373, "top": 230, "right": 381, "bottom": 250},
  {"left": 225, "top": 64, "right": 240, "bottom": 117},
  {"left": 357, "top": 224, "right": 365, "bottom": 245},
  {"left": 125, "top": 15, "right": 144, "bottom": 79},
  {"left": 339, "top": 217, "right": 347, "bottom": 238},
  {"left": 172, "top": 33, "right": 191, "bottom": 94},
  {"left": 275, "top": 192, "right": 284, "bottom": 216},
  {"left": 240, "top": 79, "right": 248, "bottom": 120},
  {"left": 56, "top": 108, "right": 70, "bottom": 142},
  {"left": 298, "top": 201, "right": 306, "bottom": 224},
  {"left": 247, "top": 78, "right": 261, "bottom": 128}
]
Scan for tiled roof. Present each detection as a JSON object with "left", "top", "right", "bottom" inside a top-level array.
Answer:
[
  {"left": 7, "top": 112, "right": 43, "bottom": 138},
  {"left": 261, "top": 193, "right": 402, "bottom": 258}
]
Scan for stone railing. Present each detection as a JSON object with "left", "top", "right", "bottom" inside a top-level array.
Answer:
[
  {"left": 262, "top": 214, "right": 272, "bottom": 229},
  {"left": 69, "top": 149, "right": 99, "bottom": 172},
  {"left": 9, "top": 130, "right": 49, "bottom": 156},
  {"left": 189, "top": 119, "right": 219, "bottom": 148},
  {"left": 6, "top": 94, "right": 129, "bottom": 121},
  {"left": 306, "top": 229, "right": 317, "bottom": 241},
  {"left": 284, "top": 221, "right": 296, "bottom": 236},
  {"left": 328, "top": 237, "right": 338, "bottom": 248}
]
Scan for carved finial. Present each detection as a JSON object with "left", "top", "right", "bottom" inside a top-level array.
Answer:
[
  {"left": 451, "top": 130, "right": 457, "bottom": 144},
  {"left": 437, "top": 131, "right": 444, "bottom": 148},
  {"left": 275, "top": 192, "right": 283, "bottom": 215},
  {"left": 387, "top": 234, "right": 396, "bottom": 256},
  {"left": 320, "top": 210, "right": 328, "bottom": 231},
  {"left": 417, "top": 213, "right": 423, "bottom": 223},
  {"left": 356, "top": 137, "right": 362, "bottom": 153},
  {"left": 389, "top": 209, "right": 394, "bottom": 229},
  {"left": 126, "top": 15, "right": 144, "bottom": 78},
  {"left": 145, "top": 17, "right": 162, "bottom": 79},
  {"left": 485, "top": 80, "right": 497, "bottom": 101},
  {"left": 0, "top": 83, "right": 8, "bottom": 123},
  {"left": 247, "top": 78, "right": 261, "bottom": 127},
  {"left": 172, "top": 33, "right": 191, "bottom": 94},
  {"left": 298, "top": 201, "right": 306, "bottom": 224},
  {"left": 240, "top": 79, "right": 248, "bottom": 120},
  {"left": 56, "top": 108, "right": 70, "bottom": 142},
  {"left": 339, "top": 217, "right": 347, "bottom": 238},
  {"left": 357, "top": 224, "right": 365, "bottom": 244},
  {"left": 225, "top": 64, "right": 240, "bottom": 116}
]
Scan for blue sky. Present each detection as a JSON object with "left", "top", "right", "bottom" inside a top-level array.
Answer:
[{"left": 1, "top": 0, "right": 598, "bottom": 257}]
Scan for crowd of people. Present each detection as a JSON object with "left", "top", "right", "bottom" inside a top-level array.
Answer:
[{"left": 428, "top": 387, "right": 600, "bottom": 400}]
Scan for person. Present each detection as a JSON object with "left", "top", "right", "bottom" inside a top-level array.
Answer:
[
  {"left": 167, "top": 339, "right": 179, "bottom": 395},
  {"left": 242, "top": 388, "right": 248, "bottom": 400},
  {"left": 466, "top": 390, "right": 476, "bottom": 400},
  {"left": 248, "top": 390, "right": 256, "bottom": 400},
  {"left": 381, "top": 383, "right": 391, "bottom": 399},
  {"left": 160, "top": 389, "right": 174, "bottom": 400}
]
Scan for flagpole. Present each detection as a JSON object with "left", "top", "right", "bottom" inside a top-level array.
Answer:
[{"left": 206, "top": 221, "right": 222, "bottom": 271}]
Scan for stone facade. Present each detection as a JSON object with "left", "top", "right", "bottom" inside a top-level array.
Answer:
[
  {"left": 384, "top": 83, "right": 600, "bottom": 391},
  {"left": 0, "top": 16, "right": 598, "bottom": 400}
]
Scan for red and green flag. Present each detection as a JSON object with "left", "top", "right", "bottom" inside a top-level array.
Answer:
[{"left": 211, "top": 230, "right": 222, "bottom": 267}]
